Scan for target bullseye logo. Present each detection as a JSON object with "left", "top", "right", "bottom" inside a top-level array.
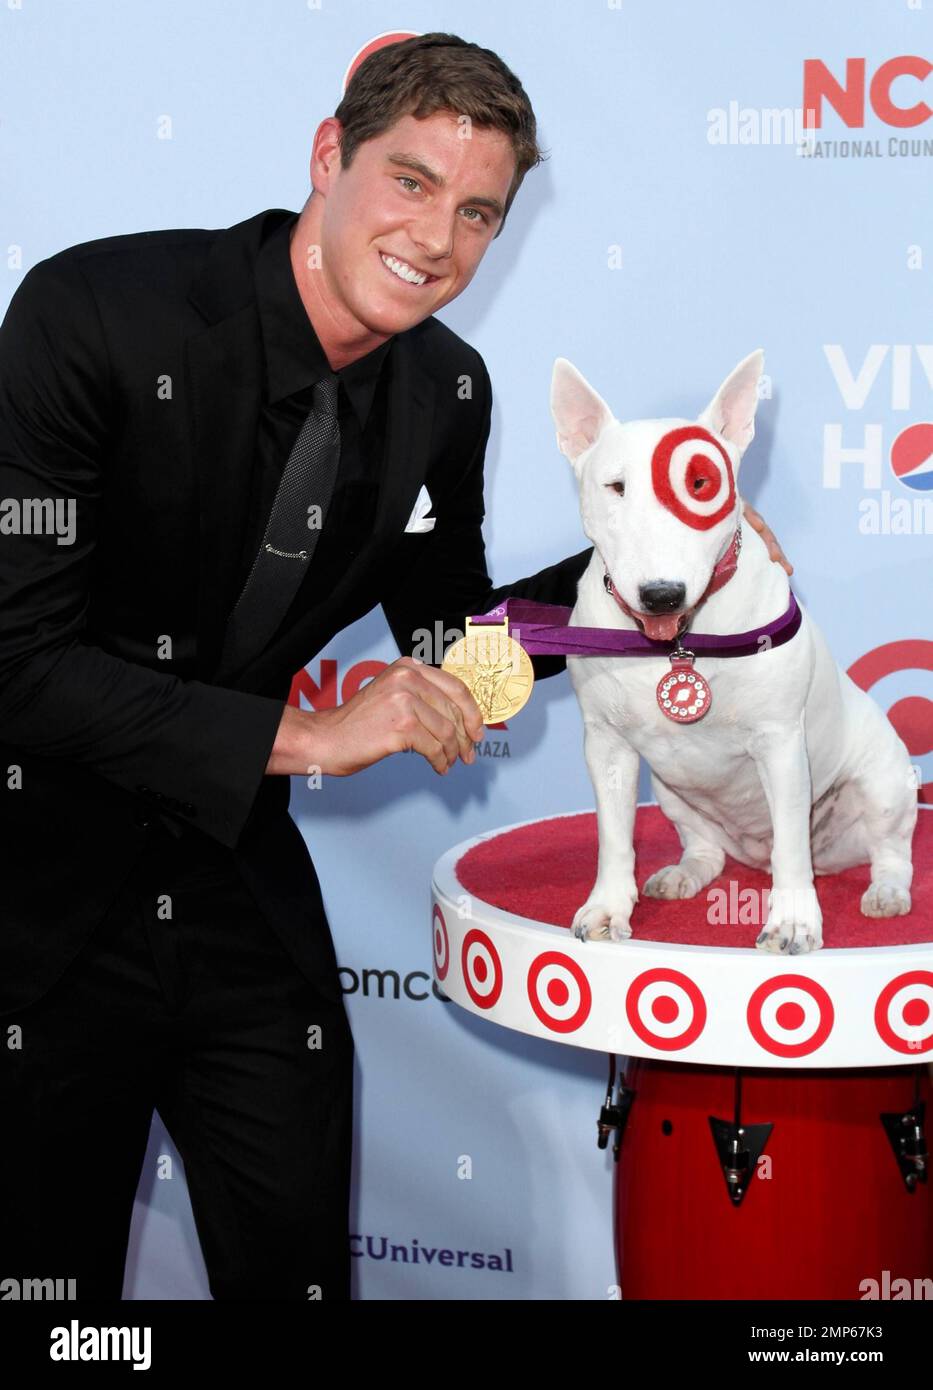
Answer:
[
  {"left": 527, "top": 952, "right": 592, "bottom": 1033},
  {"left": 625, "top": 967, "right": 707, "bottom": 1050},
  {"left": 874, "top": 970, "right": 933, "bottom": 1055},
  {"left": 461, "top": 928, "right": 503, "bottom": 1010},
  {"left": 847, "top": 641, "right": 933, "bottom": 804},
  {"left": 747, "top": 974, "right": 834, "bottom": 1057},
  {"left": 432, "top": 904, "right": 450, "bottom": 981},
  {"left": 651, "top": 425, "right": 736, "bottom": 530}
]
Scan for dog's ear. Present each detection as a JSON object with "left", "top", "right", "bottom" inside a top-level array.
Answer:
[
  {"left": 550, "top": 358, "right": 614, "bottom": 472},
  {"left": 697, "top": 349, "right": 764, "bottom": 455}
]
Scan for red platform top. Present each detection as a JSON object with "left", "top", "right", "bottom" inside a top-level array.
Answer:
[{"left": 455, "top": 805, "right": 931, "bottom": 949}]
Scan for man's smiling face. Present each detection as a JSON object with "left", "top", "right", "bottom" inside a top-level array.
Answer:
[{"left": 295, "top": 109, "right": 517, "bottom": 357}]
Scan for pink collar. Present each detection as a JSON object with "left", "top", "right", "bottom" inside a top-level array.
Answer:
[{"left": 605, "top": 523, "right": 743, "bottom": 623}]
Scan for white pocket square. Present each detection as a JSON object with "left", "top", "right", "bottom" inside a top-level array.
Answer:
[{"left": 403, "top": 483, "right": 436, "bottom": 533}]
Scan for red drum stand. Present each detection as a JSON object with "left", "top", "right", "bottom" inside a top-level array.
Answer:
[
  {"left": 433, "top": 805, "right": 933, "bottom": 1300},
  {"left": 612, "top": 1059, "right": 930, "bottom": 1300}
]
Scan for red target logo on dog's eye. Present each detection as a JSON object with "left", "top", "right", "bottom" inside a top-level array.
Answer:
[
  {"left": 652, "top": 425, "right": 736, "bottom": 530},
  {"left": 685, "top": 455, "right": 719, "bottom": 499}
]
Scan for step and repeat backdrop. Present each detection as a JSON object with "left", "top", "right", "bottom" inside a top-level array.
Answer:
[{"left": 2, "top": 1, "right": 930, "bottom": 1299}]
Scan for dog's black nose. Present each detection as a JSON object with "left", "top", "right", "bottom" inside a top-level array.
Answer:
[{"left": 638, "top": 581, "right": 686, "bottom": 613}]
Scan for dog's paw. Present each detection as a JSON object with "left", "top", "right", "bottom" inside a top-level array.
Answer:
[
  {"left": 643, "top": 863, "right": 703, "bottom": 900},
  {"left": 571, "top": 894, "right": 635, "bottom": 944},
  {"left": 755, "top": 886, "right": 823, "bottom": 954},
  {"left": 861, "top": 881, "right": 911, "bottom": 918},
  {"left": 756, "top": 918, "right": 823, "bottom": 954}
]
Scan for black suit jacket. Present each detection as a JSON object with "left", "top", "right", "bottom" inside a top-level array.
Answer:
[{"left": 0, "top": 207, "right": 592, "bottom": 1015}]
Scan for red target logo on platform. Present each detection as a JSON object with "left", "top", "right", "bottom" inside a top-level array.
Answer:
[
  {"left": 747, "top": 975, "right": 835, "bottom": 1057},
  {"left": 874, "top": 970, "right": 933, "bottom": 1055},
  {"left": 651, "top": 426, "right": 736, "bottom": 530},
  {"left": 527, "top": 952, "right": 592, "bottom": 1033},
  {"left": 461, "top": 929, "right": 503, "bottom": 1010},
  {"left": 625, "top": 968, "right": 707, "bottom": 1050},
  {"left": 432, "top": 905, "right": 450, "bottom": 982}
]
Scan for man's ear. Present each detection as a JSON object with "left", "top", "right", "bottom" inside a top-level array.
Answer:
[
  {"left": 550, "top": 358, "right": 614, "bottom": 476},
  {"left": 697, "top": 349, "right": 764, "bottom": 456}
]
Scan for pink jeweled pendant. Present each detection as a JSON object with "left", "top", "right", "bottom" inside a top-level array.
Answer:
[{"left": 656, "top": 647, "right": 712, "bottom": 723}]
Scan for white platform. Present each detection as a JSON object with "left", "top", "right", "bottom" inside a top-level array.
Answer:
[{"left": 431, "top": 806, "right": 933, "bottom": 1070}]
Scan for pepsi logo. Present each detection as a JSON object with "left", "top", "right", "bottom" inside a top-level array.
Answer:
[
  {"left": 747, "top": 974, "right": 835, "bottom": 1057},
  {"left": 342, "top": 31, "right": 420, "bottom": 94},
  {"left": 890, "top": 422, "right": 933, "bottom": 493},
  {"left": 651, "top": 426, "right": 736, "bottom": 531},
  {"left": 526, "top": 952, "right": 592, "bottom": 1033},
  {"left": 625, "top": 967, "right": 707, "bottom": 1050}
]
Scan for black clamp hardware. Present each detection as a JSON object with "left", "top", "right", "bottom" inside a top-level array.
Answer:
[
  {"left": 881, "top": 1073, "right": 928, "bottom": 1192},
  {"left": 709, "top": 1069, "right": 772, "bottom": 1207},
  {"left": 596, "top": 1054, "right": 635, "bottom": 1162}
]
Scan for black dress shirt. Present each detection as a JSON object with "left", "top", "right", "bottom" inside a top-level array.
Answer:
[{"left": 234, "top": 210, "right": 395, "bottom": 609}]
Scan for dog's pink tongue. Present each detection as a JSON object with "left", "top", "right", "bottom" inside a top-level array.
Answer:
[{"left": 639, "top": 612, "right": 683, "bottom": 641}]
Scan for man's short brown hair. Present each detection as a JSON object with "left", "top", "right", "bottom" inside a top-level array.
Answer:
[{"left": 332, "top": 32, "right": 546, "bottom": 237}]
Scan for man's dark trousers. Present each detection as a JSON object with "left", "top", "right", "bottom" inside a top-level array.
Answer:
[{"left": 0, "top": 823, "right": 354, "bottom": 1301}]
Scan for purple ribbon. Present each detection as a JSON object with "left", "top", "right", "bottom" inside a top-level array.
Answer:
[{"left": 470, "top": 591, "right": 802, "bottom": 659}]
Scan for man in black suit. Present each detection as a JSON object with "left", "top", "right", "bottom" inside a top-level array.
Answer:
[{"left": 0, "top": 33, "right": 789, "bottom": 1301}]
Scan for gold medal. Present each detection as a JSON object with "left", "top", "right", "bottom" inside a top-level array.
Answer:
[{"left": 441, "top": 617, "right": 534, "bottom": 724}]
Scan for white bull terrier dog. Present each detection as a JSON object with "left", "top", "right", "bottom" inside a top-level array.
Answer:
[{"left": 551, "top": 350, "right": 917, "bottom": 953}]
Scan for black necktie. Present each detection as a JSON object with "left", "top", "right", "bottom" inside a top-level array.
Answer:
[{"left": 217, "top": 372, "right": 341, "bottom": 680}]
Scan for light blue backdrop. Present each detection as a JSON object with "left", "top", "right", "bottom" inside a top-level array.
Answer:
[{"left": 2, "top": 0, "right": 929, "bottom": 1300}]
